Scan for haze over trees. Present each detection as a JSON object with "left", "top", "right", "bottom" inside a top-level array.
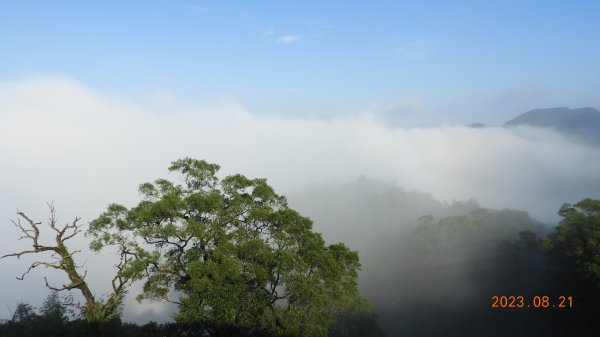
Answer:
[
  {"left": 288, "top": 179, "right": 600, "bottom": 336},
  {"left": 3, "top": 189, "right": 599, "bottom": 336},
  {"left": 2, "top": 158, "right": 380, "bottom": 337},
  {"left": 2, "top": 154, "right": 599, "bottom": 336}
]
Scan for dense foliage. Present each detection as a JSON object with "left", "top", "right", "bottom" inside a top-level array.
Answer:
[
  {"left": 294, "top": 179, "right": 598, "bottom": 336},
  {"left": 544, "top": 199, "right": 600, "bottom": 286},
  {"left": 0, "top": 293, "right": 383, "bottom": 337},
  {"left": 88, "top": 158, "right": 364, "bottom": 336},
  {"left": 366, "top": 199, "right": 600, "bottom": 336}
]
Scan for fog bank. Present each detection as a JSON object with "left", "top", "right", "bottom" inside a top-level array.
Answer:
[{"left": 1, "top": 76, "right": 599, "bottom": 322}]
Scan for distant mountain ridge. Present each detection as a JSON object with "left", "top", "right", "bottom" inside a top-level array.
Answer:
[{"left": 503, "top": 107, "right": 600, "bottom": 146}]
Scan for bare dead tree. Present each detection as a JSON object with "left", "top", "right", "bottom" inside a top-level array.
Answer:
[{"left": 1, "top": 203, "right": 137, "bottom": 322}]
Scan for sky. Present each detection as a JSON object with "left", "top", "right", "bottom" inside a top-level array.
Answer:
[
  {"left": 1, "top": 1, "right": 600, "bottom": 124},
  {"left": 1, "top": 0, "right": 600, "bottom": 324}
]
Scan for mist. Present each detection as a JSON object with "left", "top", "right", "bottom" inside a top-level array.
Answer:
[
  {"left": 1, "top": 76, "right": 599, "bottom": 324},
  {"left": 285, "top": 179, "right": 555, "bottom": 335}
]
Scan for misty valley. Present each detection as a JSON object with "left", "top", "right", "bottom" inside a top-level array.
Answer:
[
  {"left": 1, "top": 108, "right": 599, "bottom": 337},
  {"left": 290, "top": 179, "right": 599, "bottom": 336}
]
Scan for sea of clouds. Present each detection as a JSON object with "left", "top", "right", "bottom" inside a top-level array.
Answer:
[{"left": 1, "top": 76, "right": 598, "bottom": 322}]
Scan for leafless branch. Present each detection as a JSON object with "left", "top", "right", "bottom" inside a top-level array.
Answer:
[
  {"left": 44, "top": 277, "right": 75, "bottom": 292},
  {"left": 2, "top": 205, "right": 147, "bottom": 322},
  {"left": 16, "top": 261, "right": 62, "bottom": 280}
]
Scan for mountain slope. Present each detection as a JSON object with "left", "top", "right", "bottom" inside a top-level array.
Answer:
[{"left": 504, "top": 107, "right": 600, "bottom": 145}]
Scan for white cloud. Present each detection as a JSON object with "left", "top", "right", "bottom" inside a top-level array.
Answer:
[
  {"left": 0, "top": 76, "right": 599, "bottom": 322},
  {"left": 277, "top": 35, "right": 302, "bottom": 44},
  {"left": 1, "top": 75, "right": 598, "bottom": 221}
]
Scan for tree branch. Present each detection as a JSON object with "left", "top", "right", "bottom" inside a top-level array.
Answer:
[{"left": 1, "top": 206, "right": 120, "bottom": 322}]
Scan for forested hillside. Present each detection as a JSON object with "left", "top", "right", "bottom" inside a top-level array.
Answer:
[{"left": 289, "top": 180, "right": 600, "bottom": 336}]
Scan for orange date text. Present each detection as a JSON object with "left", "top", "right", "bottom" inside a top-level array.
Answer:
[{"left": 490, "top": 295, "right": 573, "bottom": 309}]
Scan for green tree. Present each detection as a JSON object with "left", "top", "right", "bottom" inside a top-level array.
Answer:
[
  {"left": 6, "top": 302, "right": 40, "bottom": 337},
  {"left": 40, "top": 291, "right": 68, "bottom": 322},
  {"left": 12, "top": 303, "right": 37, "bottom": 323},
  {"left": 37, "top": 291, "right": 70, "bottom": 337},
  {"left": 89, "top": 158, "right": 362, "bottom": 337},
  {"left": 328, "top": 298, "right": 385, "bottom": 337},
  {"left": 543, "top": 198, "right": 600, "bottom": 287}
]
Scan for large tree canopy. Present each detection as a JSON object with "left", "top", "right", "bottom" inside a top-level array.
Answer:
[
  {"left": 544, "top": 198, "right": 600, "bottom": 287},
  {"left": 89, "top": 158, "right": 361, "bottom": 336}
]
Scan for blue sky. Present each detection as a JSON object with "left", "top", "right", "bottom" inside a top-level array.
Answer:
[{"left": 1, "top": 0, "right": 600, "bottom": 124}]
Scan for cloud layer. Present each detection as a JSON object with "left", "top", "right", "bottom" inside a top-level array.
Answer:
[
  {"left": 1, "top": 76, "right": 599, "bottom": 321},
  {"left": 276, "top": 34, "right": 302, "bottom": 44}
]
